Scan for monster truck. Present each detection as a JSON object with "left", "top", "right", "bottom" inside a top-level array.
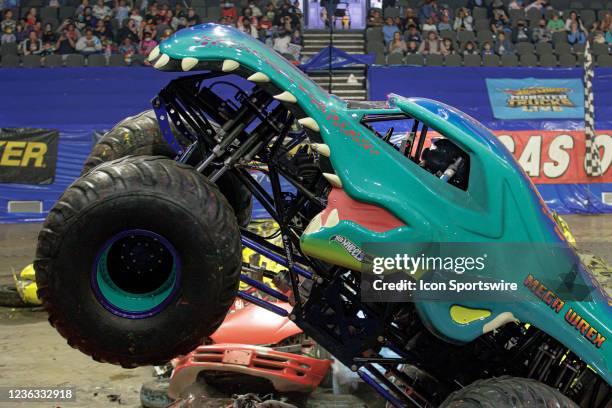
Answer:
[{"left": 34, "top": 24, "right": 610, "bottom": 407}]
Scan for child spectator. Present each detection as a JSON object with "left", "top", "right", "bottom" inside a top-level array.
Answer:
[
  {"left": 547, "top": 12, "right": 564, "bottom": 32},
  {"left": 41, "top": 22, "right": 56, "bottom": 42},
  {"left": 76, "top": 28, "right": 102, "bottom": 55},
  {"left": 404, "top": 24, "right": 421, "bottom": 43},
  {"left": 382, "top": 17, "right": 399, "bottom": 44},
  {"left": 39, "top": 41, "right": 55, "bottom": 56},
  {"left": 418, "top": 30, "right": 446, "bottom": 54},
  {"left": 437, "top": 14, "right": 451, "bottom": 31},
  {"left": 453, "top": 8, "right": 473, "bottom": 31},
  {"left": 291, "top": 29, "right": 303, "bottom": 46},
  {"left": 15, "top": 20, "right": 29, "bottom": 43},
  {"left": 118, "top": 36, "right": 137, "bottom": 57},
  {"left": 1, "top": 9, "right": 16, "bottom": 33},
  {"left": 567, "top": 21, "right": 586, "bottom": 45},
  {"left": 248, "top": 0, "right": 262, "bottom": 18},
  {"left": 93, "top": 19, "right": 112, "bottom": 40},
  {"left": 463, "top": 40, "right": 477, "bottom": 55},
  {"left": 406, "top": 40, "right": 419, "bottom": 54},
  {"left": 129, "top": 8, "right": 143, "bottom": 29},
  {"left": 532, "top": 18, "right": 551, "bottom": 42},
  {"left": 442, "top": 38, "right": 455, "bottom": 54},
  {"left": 481, "top": 41, "right": 494, "bottom": 56},
  {"left": 139, "top": 32, "right": 157, "bottom": 55},
  {"left": 388, "top": 31, "right": 407, "bottom": 54},
  {"left": 419, "top": 0, "right": 440, "bottom": 23},
  {"left": 273, "top": 31, "right": 291, "bottom": 54},
  {"left": 238, "top": 17, "right": 258, "bottom": 37},
  {"left": 1, "top": 26, "right": 15, "bottom": 44},
  {"left": 421, "top": 16, "right": 437, "bottom": 32}
]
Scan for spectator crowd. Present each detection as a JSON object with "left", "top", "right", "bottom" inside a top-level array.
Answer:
[
  {"left": 367, "top": 0, "right": 611, "bottom": 66},
  {"left": 0, "top": 0, "right": 304, "bottom": 65}
]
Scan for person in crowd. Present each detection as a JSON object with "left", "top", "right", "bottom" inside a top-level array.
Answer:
[
  {"left": 118, "top": 36, "right": 137, "bottom": 56},
  {"left": 547, "top": 12, "right": 565, "bottom": 32},
  {"left": 367, "top": 8, "right": 383, "bottom": 28},
  {"left": 14, "top": 20, "right": 30, "bottom": 43},
  {"left": 39, "top": 41, "right": 55, "bottom": 55},
  {"left": 507, "top": 0, "right": 523, "bottom": 10},
  {"left": 1, "top": 26, "right": 15, "bottom": 44},
  {"left": 20, "top": 30, "right": 42, "bottom": 54},
  {"left": 512, "top": 19, "right": 531, "bottom": 42},
  {"left": 605, "top": 27, "right": 612, "bottom": 45},
  {"left": 248, "top": 0, "right": 262, "bottom": 18},
  {"left": 76, "top": 0, "right": 89, "bottom": 19},
  {"left": 273, "top": 30, "right": 291, "bottom": 54},
  {"left": 592, "top": 30, "right": 606, "bottom": 45},
  {"left": 238, "top": 17, "right": 258, "bottom": 37},
  {"left": 92, "top": 0, "right": 111, "bottom": 21},
  {"left": 24, "top": 7, "right": 38, "bottom": 27},
  {"left": 1, "top": 9, "right": 16, "bottom": 33},
  {"left": 532, "top": 18, "right": 551, "bottom": 42},
  {"left": 41, "top": 22, "right": 56, "bottom": 42},
  {"left": 566, "top": 21, "right": 586, "bottom": 45},
  {"left": 291, "top": 29, "right": 303, "bottom": 46},
  {"left": 481, "top": 40, "right": 494, "bottom": 56},
  {"left": 406, "top": 40, "right": 419, "bottom": 54},
  {"left": 418, "top": 30, "right": 446, "bottom": 54},
  {"left": 94, "top": 18, "right": 112, "bottom": 40},
  {"left": 139, "top": 31, "right": 157, "bottom": 55},
  {"left": 76, "top": 6, "right": 95, "bottom": 31},
  {"left": 437, "top": 13, "right": 451, "bottom": 31},
  {"left": 442, "top": 37, "right": 455, "bottom": 54},
  {"left": 388, "top": 31, "right": 407, "bottom": 54},
  {"left": 467, "top": 0, "right": 486, "bottom": 8},
  {"left": 75, "top": 28, "right": 102, "bottom": 55},
  {"left": 55, "top": 27, "right": 77, "bottom": 53},
  {"left": 463, "top": 40, "right": 477, "bottom": 55},
  {"left": 419, "top": 0, "right": 440, "bottom": 23},
  {"left": 404, "top": 24, "right": 421, "bottom": 43},
  {"left": 401, "top": 7, "right": 419, "bottom": 31},
  {"left": 494, "top": 31, "right": 514, "bottom": 54},
  {"left": 422, "top": 16, "right": 437, "bottom": 32},
  {"left": 114, "top": 0, "right": 130, "bottom": 26},
  {"left": 453, "top": 7, "right": 473, "bottom": 31},
  {"left": 128, "top": 8, "right": 143, "bottom": 29},
  {"left": 564, "top": 10, "right": 585, "bottom": 32},
  {"left": 525, "top": 0, "right": 549, "bottom": 16},
  {"left": 186, "top": 8, "right": 200, "bottom": 26},
  {"left": 382, "top": 17, "right": 399, "bottom": 44},
  {"left": 117, "top": 18, "right": 139, "bottom": 44}
]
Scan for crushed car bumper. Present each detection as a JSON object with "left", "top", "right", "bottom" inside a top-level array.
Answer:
[{"left": 168, "top": 343, "right": 332, "bottom": 399}]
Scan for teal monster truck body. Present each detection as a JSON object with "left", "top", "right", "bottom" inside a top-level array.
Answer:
[{"left": 36, "top": 24, "right": 610, "bottom": 407}]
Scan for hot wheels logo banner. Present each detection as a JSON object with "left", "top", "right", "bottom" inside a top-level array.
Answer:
[{"left": 485, "top": 78, "right": 584, "bottom": 120}]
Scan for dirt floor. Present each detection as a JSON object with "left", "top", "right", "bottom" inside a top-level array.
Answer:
[{"left": 0, "top": 216, "right": 610, "bottom": 408}]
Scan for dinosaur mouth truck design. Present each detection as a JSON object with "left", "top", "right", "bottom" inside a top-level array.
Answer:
[{"left": 35, "top": 24, "right": 610, "bottom": 407}]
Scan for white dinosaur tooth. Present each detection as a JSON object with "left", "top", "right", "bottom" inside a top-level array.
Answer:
[
  {"left": 153, "top": 53, "right": 170, "bottom": 69},
  {"left": 323, "top": 173, "right": 342, "bottom": 188},
  {"left": 298, "top": 117, "right": 320, "bottom": 132},
  {"left": 304, "top": 213, "right": 323, "bottom": 234},
  {"left": 181, "top": 57, "right": 199, "bottom": 71},
  {"left": 222, "top": 59, "right": 239, "bottom": 72},
  {"left": 310, "top": 143, "right": 330, "bottom": 157},
  {"left": 273, "top": 91, "right": 297, "bottom": 103},
  {"left": 147, "top": 46, "right": 159, "bottom": 62},
  {"left": 324, "top": 209, "right": 339, "bottom": 228},
  {"left": 247, "top": 72, "right": 270, "bottom": 82}
]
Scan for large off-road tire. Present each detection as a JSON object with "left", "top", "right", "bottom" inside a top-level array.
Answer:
[
  {"left": 440, "top": 376, "right": 578, "bottom": 408},
  {"left": 82, "top": 110, "right": 252, "bottom": 226},
  {"left": 34, "top": 156, "right": 242, "bottom": 367}
]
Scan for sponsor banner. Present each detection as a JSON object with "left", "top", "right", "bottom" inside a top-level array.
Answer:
[
  {"left": 0, "top": 128, "right": 59, "bottom": 185},
  {"left": 485, "top": 78, "right": 584, "bottom": 120},
  {"left": 493, "top": 130, "right": 611, "bottom": 184}
]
